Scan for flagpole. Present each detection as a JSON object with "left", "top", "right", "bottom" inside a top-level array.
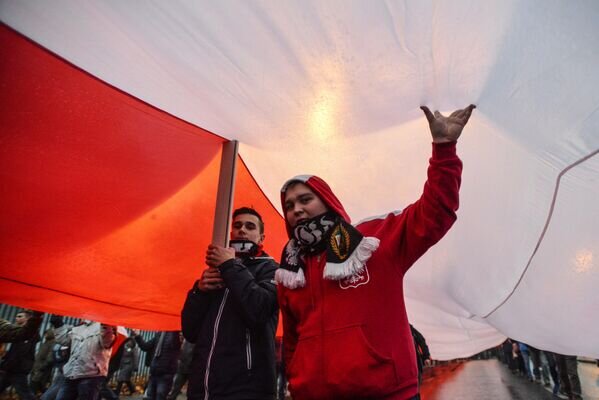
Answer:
[{"left": 211, "top": 140, "right": 239, "bottom": 247}]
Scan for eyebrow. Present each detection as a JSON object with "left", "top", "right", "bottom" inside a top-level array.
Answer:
[
  {"left": 234, "top": 221, "right": 257, "bottom": 227},
  {"left": 286, "top": 192, "right": 313, "bottom": 203}
]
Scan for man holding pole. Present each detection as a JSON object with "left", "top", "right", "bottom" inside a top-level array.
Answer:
[{"left": 182, "top": 207, "right": 278, "bottom": 400}]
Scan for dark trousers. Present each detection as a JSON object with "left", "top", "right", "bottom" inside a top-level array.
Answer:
[
  {"left": 167, "top": 372, "right": 189, "bottom": 400},
  {"left": 0, "top": 371, "right": 35, "bottom": 400},
  {"left": 31, "top": 372, "right": 53, "bottom": 394},
  {"left": 99, "top": 379, "right": 118, "bottom": 400},
  {"left": 564, "top": 356, "right": 582, "bottom": 398},
  {"left": 149, "top": 373, "right": 174, "bottom": 400},
  {"left": 56, "top": 376, "right": 105, "bottom": 400}
]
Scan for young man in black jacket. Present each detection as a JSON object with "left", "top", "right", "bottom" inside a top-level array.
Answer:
[
  {"left": 0, "top": 310, "right": 39, "bottom": 400},
  {"left": 182, "top": 207, "right": 278, "bottom": 400},
  {"left": 0, "top": 310, "right": 42, "bottom": 343}
]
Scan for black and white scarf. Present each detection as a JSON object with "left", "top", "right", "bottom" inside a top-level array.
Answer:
[{"left": 275, "top": 212, "right": 380, "bottom": 289}]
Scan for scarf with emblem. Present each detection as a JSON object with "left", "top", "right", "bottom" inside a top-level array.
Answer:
[{"left": 276, "top": 211, "right": 380, "bottom": 289}]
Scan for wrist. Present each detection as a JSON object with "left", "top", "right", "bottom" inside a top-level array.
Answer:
[
  {"left": 432, "top": 136, "right": 454, "bottom": 144},
  {"left": 217, "top": 258, "right": 237, "bottom": 271},
  {"left": 192, "top": 280, "right": 205, "bottom": 294}
]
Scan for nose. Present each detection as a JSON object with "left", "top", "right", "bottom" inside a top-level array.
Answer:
[{"left": 293, "top": 204, "right": 304, "bottom": 216}]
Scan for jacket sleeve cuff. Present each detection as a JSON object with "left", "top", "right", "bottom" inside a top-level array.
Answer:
[
  {"left": 189, "top": 280, "right": 210, "bottom": 297},
  {"left": 432, "top": 141, "right": 457, "bottom": 160},
  {"left": 217, "top": 258, "right": 238, "bottom": 273}
]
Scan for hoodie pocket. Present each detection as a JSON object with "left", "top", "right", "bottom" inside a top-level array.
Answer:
[
  {"left": 324, "top": 324, "right": 398, "bottom": 397},
  {"left": 288, "top": 325, "right": 399, "bottom": 399}
]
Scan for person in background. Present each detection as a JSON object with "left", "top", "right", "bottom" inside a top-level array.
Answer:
[
  {"left": 410, "top": 324, "right": 431, "bottom": 386},
  {"left": 115, "top": 336, "right": 139, "bottom": 397},
  {"left": 41, "top": 342, "right": 70, "bottom": 400},
  {"left": 30, "top": 328, "right": 57, "bottom": 395},
  {"left": 54, "top": 319, "right": 116, "bottom": 400},
  {"left": 133, "top": 330, "right": 181, "bottom": 400},
  {"left": 166, "top": 338, "right": 194, "bottom": 400},
  {"left": 41, "top": 316, "right": 70, "bottom": 400},
  {"left": 0, "top": 310, "right": 39, "bottom": 400},
  {"left": 0, "top": 310, "right": 42, "bottom": 343}
]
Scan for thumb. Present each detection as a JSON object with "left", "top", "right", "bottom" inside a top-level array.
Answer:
[{"left": 420, "top": 106, "right": 434, "bottom": 123}]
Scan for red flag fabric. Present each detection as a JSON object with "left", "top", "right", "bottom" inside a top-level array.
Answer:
[{"left": 0, "top": 24, "right": 286, "bottom": 331}]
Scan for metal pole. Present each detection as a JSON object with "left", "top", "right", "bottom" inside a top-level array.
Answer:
[{"left": 211, "top": 140, "right": 239, "bottom": 247}]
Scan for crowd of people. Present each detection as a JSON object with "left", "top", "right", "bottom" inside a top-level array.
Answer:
[
  {"left": 497, "top": 338, "right": 591, "bottom": 400},
  {"left": 6, "top": 105, "right": 591, "bottom": 400},
  {"left": 0, "top": 313, "right": 203, "bottom": 400}
]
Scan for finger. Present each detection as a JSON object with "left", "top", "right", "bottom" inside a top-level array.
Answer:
[
  {"left": 202, "top": 283, "right": 220, "bottom": 291},
  {"left": 452, "top": 109, "right": 467, "bottom": 120},
  {"left": 434, "top": 110, "right": 442, "bottom": 119},
  {"left": 453, "top": 104, "right": 473, "bottom": 120},
  {"left": 461, "top": 105, "right": 475, "bottom": 123},
  {"left": 420, "top": 106, "right": 434, "bottom": 123},
  {"left": 202, "top": 277, "right": 224, "bottom": 284}
]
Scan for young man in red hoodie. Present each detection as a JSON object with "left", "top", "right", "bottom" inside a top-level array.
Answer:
[{"left": 275, "top": 105, "right": 475, "bottom": 400}]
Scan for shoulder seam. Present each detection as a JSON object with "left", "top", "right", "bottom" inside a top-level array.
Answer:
[{"left": 355, "top": 209, "right": 403, "bottom": 226}]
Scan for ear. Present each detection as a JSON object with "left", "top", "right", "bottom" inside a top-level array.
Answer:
[{"left": 258, "top": 233, "right": 265, "bottom": 245}]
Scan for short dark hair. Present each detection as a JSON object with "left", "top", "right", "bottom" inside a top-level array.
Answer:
[
  {"left": 233, "top": 207, "right": 264, "bottom": 233},
  {"left": 17, "top": 309, "right": 34, "bottom": 318}
]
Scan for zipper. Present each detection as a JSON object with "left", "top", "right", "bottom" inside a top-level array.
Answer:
[
  {"left": 204, "top": 289, "right": 229, "bottom": 400},
  {"left": 245, "top": 329, "right": 252, "bottom": 370}
]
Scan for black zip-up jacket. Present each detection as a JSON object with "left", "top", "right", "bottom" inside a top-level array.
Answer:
[
  {"left": 0, "top": 333, "right": 39, "bottom": 374},
  {"left": 135, "top": 331, "right": 181, "bottom": 376},
  {"left": 182, "top": 253, "right": 278, "bottom": 400}
]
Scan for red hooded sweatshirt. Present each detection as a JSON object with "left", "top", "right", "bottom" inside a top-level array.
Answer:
[{"left": 276, "top": 141, "right": 462, "bottom": 400}]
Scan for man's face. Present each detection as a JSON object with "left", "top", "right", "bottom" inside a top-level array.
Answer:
[
  {"left": 15, "top": 313, "right": 29, "bottom": 326},
  {"left": 231, "top": 213, "right": 264, "bottom": 245},
  {"left": 284, "top": 183, "right": 329, "bottom": 228}
]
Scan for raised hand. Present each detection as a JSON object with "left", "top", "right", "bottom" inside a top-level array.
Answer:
[{"left": 420, "top": 104, "right": 476, "bottom": 143}]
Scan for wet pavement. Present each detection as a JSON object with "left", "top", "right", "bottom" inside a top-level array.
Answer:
[
  {"left": 580, "top": 360, "right": 599, "bottom": 400},
  {"left": 421, "top": 359, "right": 599, "bottom": 400},
  {"left": 116, "top": 359, "right": 599, "bottom": 400}
]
